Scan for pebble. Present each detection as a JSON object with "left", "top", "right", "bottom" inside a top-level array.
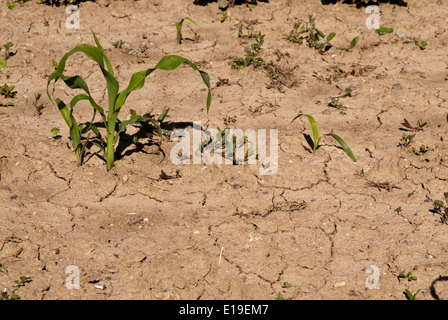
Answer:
[
  {"left": 392, "top": 83, "right": 402, "bottom": 90},
  {"left": 142, "top": 33, "right": 148, "bottom": 39},
  {"left": 94, "top": 282, "right": 105, "bottom": 290},
  {"left": 333, "top": 281, "right": 346, "bottom": 288},
  {"left": 376, "top": 74, "right": 387, "bottom": 79}
]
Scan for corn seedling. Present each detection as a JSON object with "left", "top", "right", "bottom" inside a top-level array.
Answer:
[
  {"left": 47, "top": 31, "right": 211, "bottom": 171},
  {"left": 433, "top": 193, "right": 448, "bottom": 224},
  {"left": 291, "top": 113, "right": 356, "bottom": 162},
  {"left": 176, "top": 17, "right": 198, "bottom": 45},
  {"left": 404, "top": 288, "right": 421, "bottom": 300},
  {"left": 33, "top": 93, "right": 45, "bottom": 115}
]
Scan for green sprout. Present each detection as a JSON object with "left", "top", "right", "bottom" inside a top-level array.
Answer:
[
  {"left": 404, "top": 288, "right": 421, "bottom": 300},
  {"left": 399, "top": 272, "right": 418, "bottom": 281},
  {"left": 291, "top": 114, "right": 356, "bottom": 162},
  {"left": 176, "top": 17, "right": 198, "bottom": 45}
]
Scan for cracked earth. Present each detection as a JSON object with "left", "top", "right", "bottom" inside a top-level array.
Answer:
[{"left": 1, "top": 0, "right": 448, "bottom": 300}]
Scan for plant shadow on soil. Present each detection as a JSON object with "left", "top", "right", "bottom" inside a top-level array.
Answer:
[
  {"left": 81, "top": 120, "right": 195, "bottom": 165},
  {"left": 430, "top": 276, "right": 448, "bottom": 300},
  {"left": 320, "top": 0, "right": 407, "bottom": 7},
  {"left": 193, "top": 0, "right": 269, "bottom": 7}
]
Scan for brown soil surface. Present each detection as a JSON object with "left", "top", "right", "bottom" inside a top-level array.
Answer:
[{"left": 1, "top": 0, "right": 448, "bottom": 300}]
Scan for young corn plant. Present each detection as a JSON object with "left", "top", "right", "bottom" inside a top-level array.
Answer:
[
  {"left": 291, "top": 114, "right": 356, "bottom": 162},
  {"left": 176, "top": 17, "right": 198, "bottom": 45},
  {"left": 47, "top": 31, "right": 211, "bottom": 171}
]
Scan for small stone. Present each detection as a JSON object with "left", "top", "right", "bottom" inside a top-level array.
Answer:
[
  {"left": 334, "top": 281, "right": 346, "bottom": 288},
  {"left": 94, "top": 282, "right": 105, "bottom": 290},
  {"left": 376, "top": 74, "right": 387, "bottom": 79},
  {"left": 142, "top": 33, "right": 147, "bottom": 39},
  {"left": 392, "top": 83, "right": 402, "bottom": 90}
]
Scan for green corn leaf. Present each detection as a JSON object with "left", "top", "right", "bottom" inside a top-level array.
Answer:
[
  {"left": 92, "top": 31, "right": 114, "bottom": 77},
  {"left": 0, "top": 60, "right": 5, "bottom": 69},
  {"left": 325, "top": 133, "right": 356, "bottom": 162},
  {"left": 69, "top": 93, "right": 106, "bottom": 124},
  {"left": 115, "top": 55, "right": 211, "bottom": 113},
  {"left": 291, "top": 113, "right": 320, "bottom": 152},
  {"left": 91, "top": 141, "right": 106, "bottom": 155},
  {"left": 56, "top": 98, "right": 82, "bottom": 153}
]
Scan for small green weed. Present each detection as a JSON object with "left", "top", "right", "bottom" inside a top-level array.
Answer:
[
  {"left": 0, "top": 276, "right": 31, "bottom": 300},
  {"left": 275, "top": 292, "right": 293, "bottom": 300},
  {"left": 415, "top": 41, "right": 427, "bottom": 50},
  {"left": 6, "top": 0, "right": 24, "bottom": 9},
  {"left": 328, "top": 97, "right": 347, "bottom": 115},
  {"left": 399, "top": 272, "right": 418, "bottom": 281},
  {"left": 401, "top": 118, "right": 427, "bottom": 131},
  {"left": 433, "top": 193, "right": 448, "bottom": 224},
  {"left": 284, "top": 15, "right": 358, "bottom": 54},
  {"left": 112, "top": 40, "right": 123, "bottom": 49},
  {"left": 291, "top": 113, "right": 356, "bottom": 162},
  {"left": 220, "top": 12, "right": 228, "bottom": 23},
  {"left": 1, "top": 84, "right": 17, "bottom": 99},
  {"left": 413, "top": 145, "right": 429, "bottom": 156},
  {"left": 398, "top": 133, "right": 415, "bottom": 147},
  {"left": 228, "top": 31, "right": 265, "bottom": 69}
]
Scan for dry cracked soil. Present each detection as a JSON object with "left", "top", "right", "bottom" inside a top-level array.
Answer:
[{"left": 1, "top": 0, "right": 448, "bottom": 300}]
